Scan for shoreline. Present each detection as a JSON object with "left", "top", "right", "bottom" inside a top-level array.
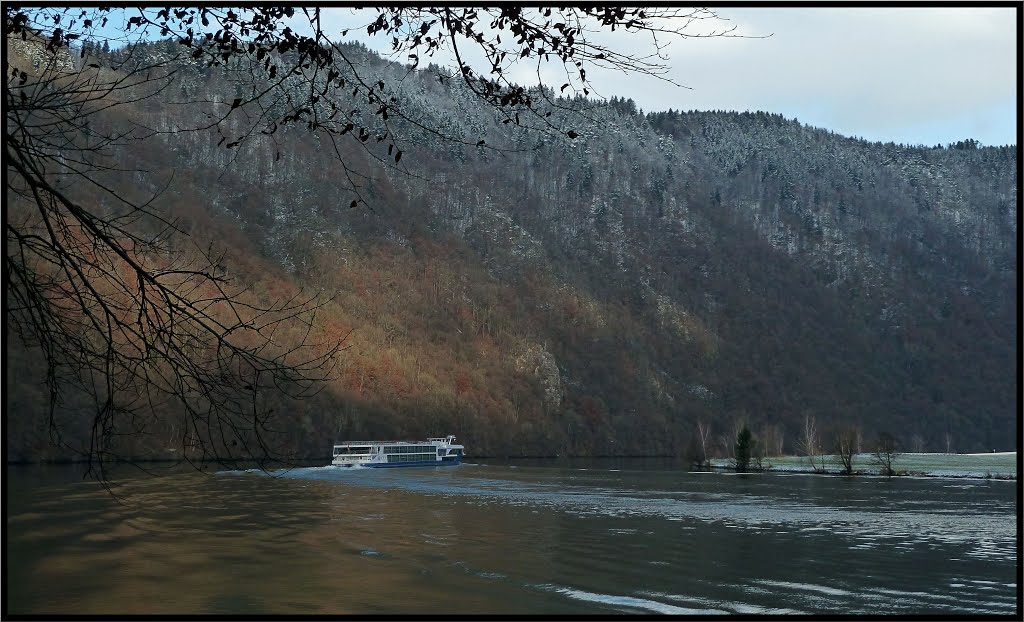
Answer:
[
  {"left": 704, "top": 462, "right": 1017, "bottom": 481},
  {"left": 7, "top": 455, "right": 1016, "bottom": 481}
]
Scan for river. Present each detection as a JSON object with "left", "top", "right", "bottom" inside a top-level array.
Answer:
[{"left": 5, "top": 459, "right": 1018, "bottom": 615}]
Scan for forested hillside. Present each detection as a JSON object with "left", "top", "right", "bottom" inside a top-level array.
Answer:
[{"left": 7, "top": 39, "right": 1017, "bottom": 461}]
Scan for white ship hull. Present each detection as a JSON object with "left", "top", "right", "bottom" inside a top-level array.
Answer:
[{"left": 331, "top": 436, "right": 464, "bottom": 468}]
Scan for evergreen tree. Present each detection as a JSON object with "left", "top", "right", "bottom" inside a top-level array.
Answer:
[{"left": 735, "top": 425, "right": 754, "bottom": 473}]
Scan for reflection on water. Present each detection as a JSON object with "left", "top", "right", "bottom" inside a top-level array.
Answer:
[{"left": 5, "top": 461, "right": 1018, "bottom": 615}]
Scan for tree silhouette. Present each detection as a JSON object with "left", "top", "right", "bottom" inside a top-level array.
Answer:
[
  {"left": 734, "top": 425, "right": 753, "bottom": 473},
  {"left": 872, "top": 432, "right": 900, "bottom": 477},
  {"left": 833, "top": 425, "right": 860, "bottom": 475}
]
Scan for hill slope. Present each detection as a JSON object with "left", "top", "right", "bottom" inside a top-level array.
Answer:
[{"left": 6, "top": 41, "right": 1017, "bottom": 460}]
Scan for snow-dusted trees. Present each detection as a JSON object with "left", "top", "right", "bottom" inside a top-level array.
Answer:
[{"left": 5, "top": 6, "right": 739, "bottom": 476}]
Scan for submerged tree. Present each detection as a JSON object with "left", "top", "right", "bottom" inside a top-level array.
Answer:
[
  {"left": 797, "top": 414, "right": 825, "bottom": 473},
  {"left": 833, "top": 425, "right": 861, "bottom": 475},
  {"left": 4, "top": 7, "right": 740, "bottom": 479},
  {"left": 872, "top": 432, "right": 900, "bottom": 476},
  {"left": 695, "top": 420, "right": 713, "bottom": 468}
]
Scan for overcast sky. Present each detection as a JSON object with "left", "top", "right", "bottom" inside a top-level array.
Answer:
[{"left": 323, "top": 6, "right": 1018, "bottom": 148}]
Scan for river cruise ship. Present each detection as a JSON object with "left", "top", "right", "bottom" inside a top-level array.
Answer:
[{"left": 331, "top": 436, "right": 464, "bottom": 468}]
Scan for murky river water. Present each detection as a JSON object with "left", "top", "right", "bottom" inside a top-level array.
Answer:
[{"left": 5, "top": 460, "right": 1018, "bottom": 615}]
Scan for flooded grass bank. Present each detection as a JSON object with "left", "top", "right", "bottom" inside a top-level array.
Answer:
[{"left": 709, "top": 452, "right": 1018, "bottom": 480}]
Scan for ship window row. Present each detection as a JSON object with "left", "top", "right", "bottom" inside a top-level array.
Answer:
[
  {"left": 388, "top": 453, "right": 435, "bottom": 462},
  {"left": 335, "top": 447, "right": 371, "bottom": 455},
  {"left": 384, "top": 445, "right": 433, "bottom": 453}
]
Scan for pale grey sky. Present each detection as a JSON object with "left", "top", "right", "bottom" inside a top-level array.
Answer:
[{"left": 321, "top": 6, "right": 1018, "bottom": 147}]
